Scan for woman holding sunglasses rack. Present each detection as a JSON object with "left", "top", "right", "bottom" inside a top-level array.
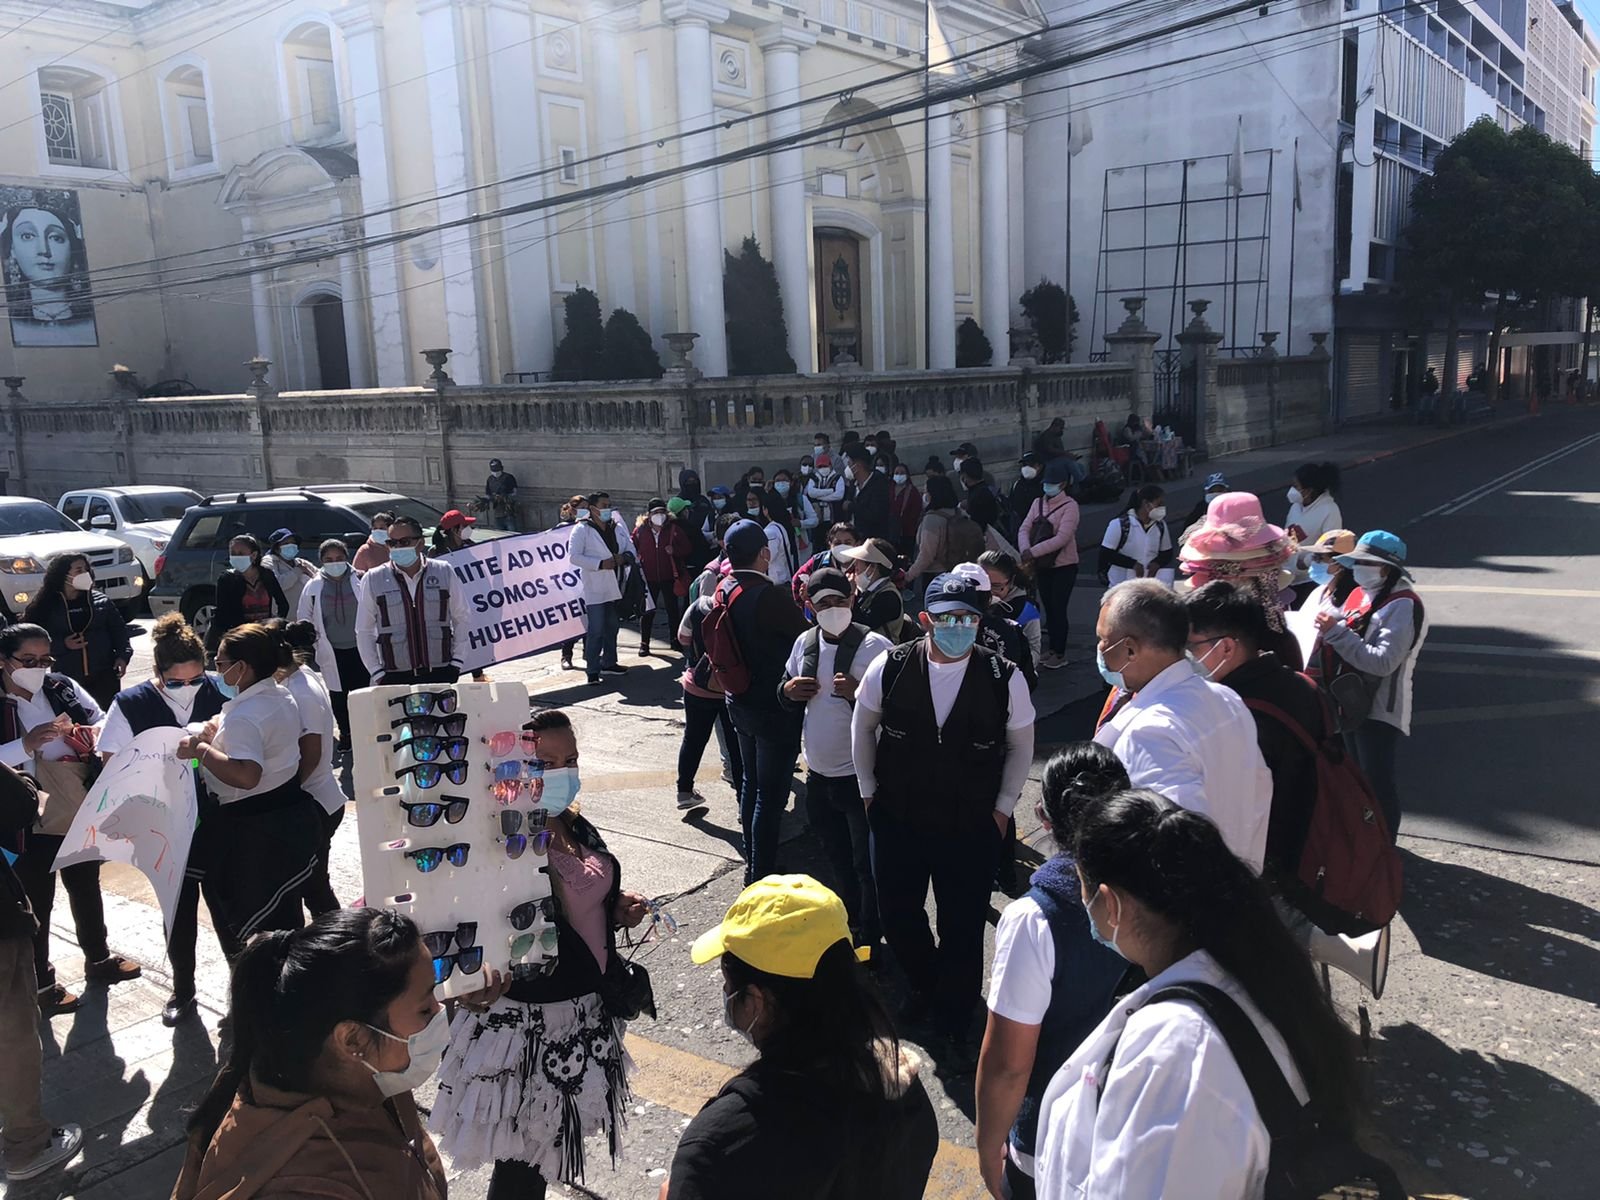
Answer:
[
  {"left": 176, "top": 623, "right": 321, "bottom": 946},
  {"left": 432, "top": 707, "right": 653, "bottom": 1200}
]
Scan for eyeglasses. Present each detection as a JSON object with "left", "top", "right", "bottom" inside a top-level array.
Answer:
[
  {"left": 930, "top": 614, "right": 980, "bottom": 628},
  {"left": 387, "top": 690, "right": 458, "bottom": 717},
  {"left": 421, "top": 921, "right": 477, "bottom": 958},
  {"left": 391, "top": 713, "right": 468, "bottom": 739},
  {"left": 396, "top": 735, "right": 470, "bottom": 763},
  {"left": 397, "top": 796, "right": 469, "bottom": 827},
  {"left": 432, "top": 945, "right": 484, "bottom": 985},
  {"left": 509, "top": 927, "right": 560, "bottom": 961},
  {"left": 8, "top": 655, "right": 54, "bottom": 669},
  {"left": 483, "top": 730, "right": 540, "bottom": 758},
  {"left": 497, "top": 809, "right": 552, "bottom": 859},
  {"left": 405, "top": 843, "right": 470, "bottom": 872},
  {"left": 508, "top": 896, "right": 557, "bottom": 930},
  {"left": 395, "top": 761, "right": 472, "bottom": 789}
]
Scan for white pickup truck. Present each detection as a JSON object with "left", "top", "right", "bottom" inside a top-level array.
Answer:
[
  {"left": 0, "top": 497, "right": 143, "bottom": 618},
  {"left": 58, "top": 486, "right": 200, "bottom": 587}
]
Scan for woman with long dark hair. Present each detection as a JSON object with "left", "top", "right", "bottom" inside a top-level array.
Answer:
[
  {"left": 172, "top": 909, "right": 450, "bottom": 1200},
  {"left": 667, "top": 875, "right": 938, "bottom": 1198},
  {"left": 208, "top": 534, "right": 289, "bottom": 657},
  {"left": 24, "top": 552, "right": 131, "bottom": 707},
  {"left": 96, "top": 613, "right": 228, "bottom": 1025},
  {"left": 1034, "top": 789, "right": 1361, "bottom": 1197},
  {"left": 749, "top": 488, "right": 799, "bottom": 586},
  {"left": 905, "top": 473, "right": 962, "bottom": 593}
]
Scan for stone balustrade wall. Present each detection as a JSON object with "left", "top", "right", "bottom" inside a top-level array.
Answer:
[{"left": 1208, "top": 354, "right": 1330, "bottom": 457}]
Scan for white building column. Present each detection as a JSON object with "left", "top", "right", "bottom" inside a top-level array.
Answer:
[
  {"left": 417, "top": 0, "right": 483, "bottom": 384},
  {"left": 979, "top": 102, "right": 1011, "bottom": 356},
  {"left": 594, "top": 8, "right": 638, "bottom": 316},
  {"left": 332, "top": 8, "right": 408, "bottom": 386},
  {"left": 485, "top": 0, "right": 555, "bottom": 374},
  {"left": 338, "top": 246, "right": 373, "bottom": 388},
  {"left": 927, "top": 100, "right": 956, "bottom": 369},
  {"left": 757, "top": 24, "right": 817, "bottom": 373},
  {"left": 665, "top": 0, "right": 730, "bottom": 378},
  {"left": 248, "top": 245, "right": 275, "bottom": 364}
]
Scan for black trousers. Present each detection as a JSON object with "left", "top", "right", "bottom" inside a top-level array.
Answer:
[
  {"left": 302, "top": 805, "right": 346, "bottom": 917},
  {"left": 488, "top": 1159, "right": 546, "bottom": 1200},
  {"left": 677, "top": 691, "right": 740, "bottom": 793},
  {"left": 328, "top": 646, "right": 369, "bottom": 746},
  {"left": 167, "top": 872, "right": 243, "bottom": 998},
  {"left": 15, "top": 834, "right": 110, "bottom": 988},
  {"left": 639, "top": 580, "right": 684, "bottom": 647},
  {"left": 804, "top": 771, "right": 880, "bottom": 942}
]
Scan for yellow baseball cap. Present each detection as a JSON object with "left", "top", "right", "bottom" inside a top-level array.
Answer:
[
  {"left": 690, "top": 875, "right": 870, "bottom": 978},
  {"left": 1307, "top": 528, "right": 1357, "bottom": 557}
]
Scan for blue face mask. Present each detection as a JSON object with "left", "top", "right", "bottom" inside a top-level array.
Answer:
[
  {"left": 774, "top": 481, "right": 791, "bottom": 497},
  {"left": 930, "top": 622, "right": 978, "bottom": 658},
  {"left": 713, "top": 498, "right": 727, "bottom": 510},
  {"left": 229, "top": 554, "right": 254, "bottom": 573},
  {"left": 1042, "top": 482, "right": 1063, "bottom": 497},
  {"left": 1096, "top": 637, "right": 1128, "bottom": 690},
  {"left": 390, "top": 546, "right": 420, "bottom": 569},
  {"left": 215, "top": 662, "right": 243, "bottom": 700},
  {"left": 1308, "top": 561, "right": 1333, "bottom": 585},
  {"left": 538, "top": 767, "right": 581, "bottom": 814},
  {"left": 1082, "top": 890, "right": 1125, "bottom": 959}
]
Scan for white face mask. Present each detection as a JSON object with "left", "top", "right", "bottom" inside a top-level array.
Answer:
[
  {"left": 70, "top": 572, "right": 94, "bottom": 592},
  {"left": 10, "top": 667, "right": 47, "bottom": 694},
  {"left": 322, "top": 561, "right": 351, "bottom": 578},
  {"left": 722, "top": 988, "right": 757, "bottom": 1045},
  {"left": 816, "top": 606, "right": 854, "bottom": 636},
  {"left": 1147, "top": 506, "right": 1168, "bottom": 523},
  {"left": 361, "top": 1006, "right": 451, "bottom": 1098},
  {"left": 1286, "top": 487, "right": 1304, "bottom": 507},
  {"left": 1020, "top": 466, "right": 1038, "bottom": 480},
  {"left": 1352, "top": 564, "right": 1388, "bottom": 591},
  {"left": 874, "top": 465, "right": 888, "bottom": 475},
  {"left": 161, "top": 681, "right": 200, "bottom": 716},
  {"left": 650, "top": 513, "right": 667, "bottom": 527}
]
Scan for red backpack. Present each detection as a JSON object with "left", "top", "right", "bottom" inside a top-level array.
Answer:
[
  {"left": 701, "top": 575, "right": 754, "bottom": 696},
  {"left": 1245, "top": 680, "right": 1402, "bottom": 936}
]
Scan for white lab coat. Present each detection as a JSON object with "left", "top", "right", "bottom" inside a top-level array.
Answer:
[
  {"left": 297, "top": 570, "right": 366, "bottom": 692},
  {"left": 568, "top": 520, "right": 624, "bottom": 606},
  {"left": 1034, "top": 950, "right": 1309, "bottom": 1200}
]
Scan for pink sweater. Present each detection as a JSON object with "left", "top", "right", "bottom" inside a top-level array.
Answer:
[{"left": 1018, "top": 494, "right": 1081, "bottom": 565}]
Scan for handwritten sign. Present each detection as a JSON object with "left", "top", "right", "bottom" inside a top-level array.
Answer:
[
  {"left": 52, "top": 727, "right": 197, "bottom": 938},
  {"left": 440, "top": 530, "right": 590, "bottom": 671}
]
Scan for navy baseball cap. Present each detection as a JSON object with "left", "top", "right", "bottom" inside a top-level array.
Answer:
[
  {"left": 268, "top": 528, "right": 294, "bottom": 545},
  {"left": 924, "top": 572, "right": 985, "bottom": 616},
  {"left": 1205, "top": 472, "right": 1230, "bottom": 492},
  {"left": 724, "top": 520, "right": 768, "bottom": 561}
]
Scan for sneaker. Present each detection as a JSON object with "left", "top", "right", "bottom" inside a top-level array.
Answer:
[
  {"left": 602, "top": 664, "right": 630, "bottom": 675},
  {"left": 84, "top": 954, "right": 142, "bottom": 984},
  {"left": 561, "top": 655, "right": 575, "bottom": 670},
  {"left": 162, "top": 992, "right": 198, "bottom": 1027},
  {"left": 587, "top": 675, "right": 602, "bottom": 685},
  {"left": 1041, "top": 652, "right": 1069, "bottom": 670},
  {"left": 676, "top": 790, "right": 710, "bottom": 814},
  {"left": 639, "top": 642, "right": 652, "bottom": 657},
  {"left": 5, "top": 1125, "right": 84, "bottom": 1181},
  {"left": 37, "top": 983, "right": 80, "bottom": 1017}
]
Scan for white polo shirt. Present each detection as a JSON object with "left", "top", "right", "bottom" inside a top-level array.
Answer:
[
  {"left": 206, "top": 677, "right": 302, "bottom": 804},
  {"left": 281, "top": 667, "right": 345, "bottom": 815}
]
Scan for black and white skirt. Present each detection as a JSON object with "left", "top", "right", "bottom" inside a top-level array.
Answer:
[{"left": 430, "top": 992, "right": 632, "bottom": 1183}]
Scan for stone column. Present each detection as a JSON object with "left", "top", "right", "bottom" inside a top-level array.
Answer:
[
  {"left": 1103, "top": 296, "right": 1160, "bottom": 411},
  {"left": 757, "top": 24, "right": 817, "bottom": 373},
  {"left": 338, "top": 244, "right": 373, "bottom": 388},
  {"left": 594, "top": 6, "right": 638, "bottom": 316},
  {"left": 1178, "top": 299, "right": 1224, "bottom": 456},
  {"left": 926, "top": 101, "right": 955, "bottom": 369},
  {"left": 485, "top": 0, "right": 555, "bottom": 374},
  {"left": 247, "top": 245, "right": 275, "bottom": 364},
  {"left": 665, "top": 0, "right": 731, "bottom": 379},
  {"left": 1342, "top": 10, "right": 1379, "bottom": 297},
  {"left": 979, "top": 102, "right": 1011, "bottom": 352},
  {"left": 333, "top": 7, "right": 409, "bottom": 386},
  {"left": 417, "top": 0, "right": 484, "bottom": 385}
]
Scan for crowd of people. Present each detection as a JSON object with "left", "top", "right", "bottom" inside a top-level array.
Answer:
[{"left": 0, "top": 434, "right": 1430, "bottom": 1198}]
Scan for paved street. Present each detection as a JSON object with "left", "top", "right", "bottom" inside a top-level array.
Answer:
[{"left": 8, "top": 409, "right": 1600, "bottom": 1200}]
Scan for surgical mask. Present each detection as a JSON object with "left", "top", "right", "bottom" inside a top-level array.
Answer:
[
  {"left": 599, "top": 508, "right": 613, "bottom": 523},
  {"left": 952, "top": 457, "right": 966, "bottom": 470},
  {"left": 322, "top": 561, "right": 351, "bottom": 578},
  {"left": 931, "top": 622, "right": 978, "bottom": 658},
  {"left": 893, "top": 472, "right": 909, "bottom": 485},
  {"left": 491, "top": 469, "right": 503, "bottom": 477},
  {"left": 747, "top": 506, "right": 763, "bottom": 517},
  {"left": 813, "top": 445, "right": 825, "bottom": 458},
  {"left": 800, "top": 465, "right": 813, "bottom": 476},
  {"left": 371, "top": 529, "right": 390, "bottom": 544},
  {"left": 70, "top": 572, "right": 94, "bottom": 592},
  {"left": 722, "top": 988, "right": 756, "bottom": 1045},
  {"left": 1353, "top": 564, "right": 1388, "bottom": 591},
  {"left": 865, "top": 443, "right": 877, "bottom": 454},
  {"left": 215, "top": 662, "right": 243, "bottom": 700},
  {"left": 277, "top": 544, "right": 299, "bottom": 561},
  {"left": 816, "top": 607, "right": 853, "bottom": 637},
  {"left": 1021, "top": 466, "right": 1038, "bottom": 480},
  {"left": 1082, "top": 891, "right": 1125, "bottom": 959},
  {"left": 362, "top": 1007, "right": 451, "bottom": 1098},
  {"left": 10, "top": 667, "right": 47, "bottom": 694},
  {"left": 1286, "top": 487, "right": 1304, "bottom": 507},
  {"left": 162, "top": 682, "right": 199, "bottom": 716},
  {"left": 1308, "top": 561, "right": 1333, "bottom": 585},
  {"left": 875, "top": 465, "right": 888, "bottom": 475},
  {"left": 538, "top": 767, "right": 581, "bottom": 814},
  {"left": 390, "top": 546, "right": 420, "bottom": 569},
  {"left": 575, "top": 508, "right": 591, "bottom": 522},
  {"left": 1147, "top": 506, "right": 1167, "bottom": 523},
  {"left": 1096, "top": 637, "right": 1128, "bottom": 690},
  {"left": 1042, "top": 482, "right": 1063, "bottom": 497},
  {"left": 229, "top": 554, "right": 254, "bottom": 573},
  {"left": 712, "top": 498, "right": 726, "bottom": 511},
  {"left": 774, "top": 482, "right": 791, "bottom": 497},
  {"left": 1187, "top": 641, "right": 1224, "bottom": 682}
]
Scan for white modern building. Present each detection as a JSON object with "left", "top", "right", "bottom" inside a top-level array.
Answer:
[
  {"left": 1023, "top": 0, "right": 1600, "bottom": 420},
  {"left": 0, "top": 0, "right": 1041, "bottom": 405}
]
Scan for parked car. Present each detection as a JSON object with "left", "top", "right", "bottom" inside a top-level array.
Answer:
[
  {"left": 0, "top": 497, "right": 144, "bottom": 618},
  {"left": 57, "top": 486, "right": 202, "bottom": 585},
  {"left": 148, "top": 485, "right": 506, "bottom": 642}
]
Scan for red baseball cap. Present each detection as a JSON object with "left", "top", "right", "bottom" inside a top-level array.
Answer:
[{"left": 440, "top": 509, "right": 476, "bottom": 530}]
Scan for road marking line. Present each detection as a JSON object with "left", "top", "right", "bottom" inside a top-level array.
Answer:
[
  {"left": 1418, "top": 584, "right": 1600, "bottom": 598},
  {"left": 1408, "top": 430, "right": 1600, "bottom": 524},
  {"left": 1420, "top": 660, "right": 1600, "bottom": 682},
  {"left": 1412, "top": 699, "right": 1597, "bottom": 726},
  {"left": 1425, "top": 642, "right": 1600, "bottom": 663}
]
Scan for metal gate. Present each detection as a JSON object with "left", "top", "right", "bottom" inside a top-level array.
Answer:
[{"left": 1153, "top": 348, "right": 1199, "bottom": 446}]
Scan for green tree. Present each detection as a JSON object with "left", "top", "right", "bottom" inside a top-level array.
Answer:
[
  {"left": 552, "top": 287, "right": 607, "bottom": 381},
  {"left": 1019, "top": 279, "right": 1080, "bottom": 363},
  {"left": 601, "top": 308, "right": 664, "bottom": 380},
  {"left": 956, "top": 317, "right": 993, "bottom": 367},
  {"left": 724, "top": 237, "right": 797, "bottom": 375}
]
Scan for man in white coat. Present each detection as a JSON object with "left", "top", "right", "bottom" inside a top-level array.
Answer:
[
  {"left": 567, "top": 494, "right": 634, "bottom": 684},
  {"left": 1091, "top": 580, "right": 1273, "bottom": 873}
]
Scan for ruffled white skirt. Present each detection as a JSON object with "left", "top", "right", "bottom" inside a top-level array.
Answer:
[{"left": 429, "top": 992, "right": 632, "bottom": 1183}]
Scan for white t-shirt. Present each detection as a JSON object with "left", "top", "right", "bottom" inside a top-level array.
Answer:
[
  {"left": 282, "top": 667, "right": 345, "bottom": 815},
  {"left": 987, "top": 895, "right": 1059, "bottom": 1174},
  {"left": 206, "top": 677, "right": 303, "bottom": 803},
  {"left": 783, "top": 628, "right": 893, "bottom": 778},
  {"left": 1101, "top": 512, "right": 1175, "bottom": 587},
  {"left": 855, "top": 650, "right": 1036, "bottom": 731}
]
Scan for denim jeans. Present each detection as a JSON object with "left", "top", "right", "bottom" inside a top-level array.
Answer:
[
  {"left": 1036, "top": 564, "right": 1079, "bottom": 656},
  {"left": 804, "top": 771, "right": 879, "bottom": 942},
  {"left": 678, "top": 691, "right": 740, "bottom": 793},
  {"left": 583, "top": 599, "right": 621, "bottom": 674},
  {"left": 1348, "top": 719, "right": 1403, "bottom": 840},
  {"left": 727, "top": 701, "right": 800, "bottom": 884}
]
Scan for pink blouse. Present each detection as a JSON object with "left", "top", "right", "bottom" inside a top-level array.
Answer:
[{"left": 549, "top": 840, "right": 616, "bottom": 971}]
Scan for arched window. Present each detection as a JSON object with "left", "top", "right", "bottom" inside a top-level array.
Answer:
[
  {"left": 281, "top": 20, "right": 342, "bottom": 144},
  {"left": 161, "top": 65, "right": 215, "bottom": 171},
  {"left": 37, "top": 66, "right": 117, "bottom": 170}
]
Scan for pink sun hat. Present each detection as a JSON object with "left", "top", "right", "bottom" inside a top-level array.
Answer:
[{"left": 1178, "top": 492, "right": 1295, "bottom": 564}]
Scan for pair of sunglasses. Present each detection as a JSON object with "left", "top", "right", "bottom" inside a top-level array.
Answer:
[
  {"left": 498, "top": 810, "right": 552, "bottom": 859},
  {"left": 491, "top": 759, "right": 546, "bottom": 781},
  {"left": 509, "top": 896, "right": 557, "bottom": 930},
  {"left": 397, "top": 761, "right": 471, "bottom": 789},
  {"left": 397, "top": 735, "right": 470, "bottom": 763},
  {"left": 433, "top": 945, "right": 483, "bottom": 985},
  {"left": 483, "top": 730, "right": 540, "bottom": 758},
  {"left": 406, "top": 843, "right": 469, "bottom": 873},
  {"left": 510, "top": 927, "right": 559, "bottom": 960},
  {"left": 492, "top": 777, "right": 544, "bottom": 805},
  {"left": 387, "top": 690, "right": 458, "bottom": 717},
  {"left": 391, "top": 713, "right": 467, "bottom": 739},
  {"left": 421, "top": 921, "right": 477, "bottom": 958},
  {"left": 397, "top": 796, "right": 469, "bottom": 827}
]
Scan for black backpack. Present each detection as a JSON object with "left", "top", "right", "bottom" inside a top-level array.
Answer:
[
  {"left": 1107, "top": 983, "right": 1403, "bottom": 1199},
  {"left": 1096, "top": 512, "right": 1133, "bottom": 585}
]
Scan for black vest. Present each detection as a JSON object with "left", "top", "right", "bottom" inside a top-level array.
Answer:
[
  {"left": 874, "top": 641, "right": 1011, "bottom": 833},
  {"left": 112, "top": 678, "right": 227, "bottom": 736}
]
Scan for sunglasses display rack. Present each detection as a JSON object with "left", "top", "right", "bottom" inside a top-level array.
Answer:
[{"left": 348, "top": 682, "right": 558, "bottom": 1001}]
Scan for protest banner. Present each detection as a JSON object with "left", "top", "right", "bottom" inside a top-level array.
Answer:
[
  {"left": 440, "top": 530, "right": 590, "bottom": 671},
  {"left": 52, "top": 727, "right": 197, "bottom": 937}
]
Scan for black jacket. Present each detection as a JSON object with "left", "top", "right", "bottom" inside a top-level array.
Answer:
[
  {"left": 726, "top": 571, "right": 809, "bottom": 715},
  {"left": 27, "top": 590, "right": 132, "bottom": 681},
  {"left": 208, "top": 568, "right": 289, "bottom": 653},
  {"left": 848, "top": 471, "right": 892, "bottom": 542},
  {"left": 0, "top": 763, "right": 39, "bottom": 941}
]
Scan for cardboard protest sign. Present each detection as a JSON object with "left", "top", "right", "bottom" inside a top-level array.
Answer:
[
  {"left": 52, "top": 727, "right": 197, "bottom": 937},
  {"left": 440, "top": 530, "right": 589, "bottom": 671}
]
